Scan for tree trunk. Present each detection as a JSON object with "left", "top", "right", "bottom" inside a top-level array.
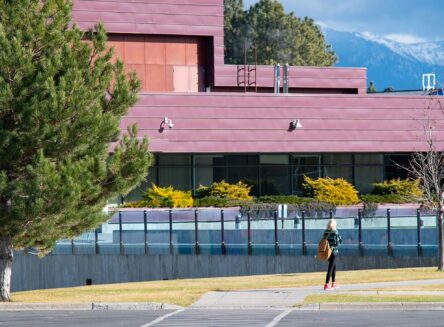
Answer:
[
  {"left": 0, "top": 236, "right": 13, "bottom": 302},
  {"left": 438, "top": 211, "right": 444, "bottom": 271}
]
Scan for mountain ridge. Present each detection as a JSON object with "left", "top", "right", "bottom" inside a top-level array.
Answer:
[{"left": 323, "top": 27, "right": 444, "bottom": 91}]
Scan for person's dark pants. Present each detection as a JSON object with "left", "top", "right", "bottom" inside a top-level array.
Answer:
[{"left": 325, "top": 253, "right": 336, "bottom": 284}]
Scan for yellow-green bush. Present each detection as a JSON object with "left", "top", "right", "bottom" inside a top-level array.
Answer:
[
  {"left": 371, "top": 178, "right": 422, "bottom": 198},
  {"left": 303, "top": 176, "right": 359, "bottom": 205},
  {"left": 119, "top": 200, "right": 149, "bottom": 208},
  {"left": 144, "top": 184, "right": 194, "bottom": 208},
  {"left": 196, "top": 180, "right": 252, "bottom": 200}
]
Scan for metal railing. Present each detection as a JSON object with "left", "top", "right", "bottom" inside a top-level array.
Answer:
[{"left": 53, "top": 207, "right": 439, "bottom": 257}]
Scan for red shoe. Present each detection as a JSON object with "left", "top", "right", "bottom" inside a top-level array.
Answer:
[
  {"left": 324, "top": 283, "right": 331, "bottom": 291},
  {"left": 331, "top": 282, "right": 338, "bottom": 289}
]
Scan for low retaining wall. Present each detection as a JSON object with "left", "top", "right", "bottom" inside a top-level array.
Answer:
[{"left": 12, "top": 253, "right": 437, "bottom": 292}]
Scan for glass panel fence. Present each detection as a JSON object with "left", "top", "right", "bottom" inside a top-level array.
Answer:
[{"left": 52, "top": 207, "right": 440, "bottom": 257}]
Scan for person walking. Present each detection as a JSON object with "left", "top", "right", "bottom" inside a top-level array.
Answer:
[{"left": 323, "top": 218, "right": 342, "bottom": 291}]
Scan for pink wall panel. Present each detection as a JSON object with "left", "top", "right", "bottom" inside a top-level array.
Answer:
[{"left": 121, "top": 93, "right": 444, "bottom": 153}]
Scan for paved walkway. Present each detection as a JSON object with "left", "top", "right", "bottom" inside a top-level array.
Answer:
[{"left": 191, "top": 279, "right": 444, "bottom": 309}]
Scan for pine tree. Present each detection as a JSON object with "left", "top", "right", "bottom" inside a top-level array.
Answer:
[
  {"left": 0, "top": 0, "right": 152, "bottom": 301},
  {"left": 224, "top": 0, "right": 337, "bottom": 66}
]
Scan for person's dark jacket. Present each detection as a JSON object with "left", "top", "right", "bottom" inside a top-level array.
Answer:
[{"left": 323, "top": 229, "right": 342, "bottom": 255}]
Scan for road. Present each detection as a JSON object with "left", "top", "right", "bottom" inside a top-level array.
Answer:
[{"left": 1, "top": 309, "right": 444, "bottom": 327}]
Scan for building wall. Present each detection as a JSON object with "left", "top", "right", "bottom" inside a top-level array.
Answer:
[
  {"left": 108, "top": 34, "right": 206, "bottom": 92},
  {"left": 122, "top": 93, "right": 444, "bottom": 154}
]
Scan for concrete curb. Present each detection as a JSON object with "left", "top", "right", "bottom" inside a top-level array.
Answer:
[
  {"left": 299, "top": 302, "right": 444, "bottom": 311},
  {"left": 0, "top": 302, "right": 183, "bottom": 311}
]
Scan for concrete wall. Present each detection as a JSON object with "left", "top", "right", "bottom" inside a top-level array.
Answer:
[{"left": 12, "top": 253, "right": 437, "bottom": 292}]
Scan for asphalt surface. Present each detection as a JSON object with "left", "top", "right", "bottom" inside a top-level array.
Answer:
[{"left": 2, "top": 309, "right": 444, "bottom": 327}]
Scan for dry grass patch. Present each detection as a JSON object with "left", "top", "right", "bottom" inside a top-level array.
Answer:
[{"left": 12, "top": 267, "right": 443, "bottom": 307}]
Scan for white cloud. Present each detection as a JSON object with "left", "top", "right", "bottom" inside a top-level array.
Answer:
[{"left": 385, "top": 33, "right": 426, "bottom": 44}]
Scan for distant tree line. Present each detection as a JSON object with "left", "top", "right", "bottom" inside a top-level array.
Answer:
[{"left": 224, "top": 0, "right": 337, "bottom": 66}]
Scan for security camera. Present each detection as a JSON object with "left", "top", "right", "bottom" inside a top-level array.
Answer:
[{"left": 163, "top": 117, "right": 174, "bottom": 129}]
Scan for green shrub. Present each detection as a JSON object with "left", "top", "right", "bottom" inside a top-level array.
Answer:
[
  {"left": 195, "top": 196, "right": 253, "bottom": 208},
  {"left": 240, "top": 199, "right": 335, "bottom": 219},
  {"left": 144, "top": 184, "right": 194, "bottom": 208},
  {"left": 196, "top": 180, "right": 252, "bottom": 200},
  {"left": 360, "top": 194, "right": 410, "bottom": 204},
  {"left": 257, "top": 195, "right": 307, "bottom": 204},
  {"left": 119, "top": 200, "right": 149, "bottom": 208},
  {"left": 303, "top": 176, "right": 360, "bottom": 205},
  {"left": 371, "top": 178, "right": 422, "bottom": 200}
]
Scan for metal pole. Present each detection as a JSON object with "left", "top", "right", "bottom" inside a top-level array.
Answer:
[
  {"left": 417, "top": 208, "right": 422, "bottom": 256},
  {"left": 95, "top": 228, "right": 99, "bottom": 255},
  {"left": 119, "top": 211, "right": 123, "bottom": 255},
  {"left": 221, "top": 209, "right": 226, "bottom": 255},
  {"left": 283, "top": 63, "right": 289, "bottom": 93},
  {"left": 329, "top": 210, "right": 333, "bottom": 219},
  {"left": 358, "top": 209, "right": 363, "bottom": 256},
  {"left": 169, "top": 209, "right": 173, "bottom": 255},
  {"left": 254, "top": 42, "right": 258, "bottom": 93},
  {"left": 244, "top": 41, "right": 247, "bottom": 93},
  {"left": 247, "top": 212, "right": 252, "bottom": 255},
  {"left": 71, "top": 239, "right": 75, "bottom": 255},
  {"left": 302, "top": 210, "right": 306, "bottom": 255},
  {"left": 387, "top": 208, "right": 392, "bottom": 256},
  {"left": 274, "top": 210, "right": 280, "bottom": 255},
  {"left": 195, "top": 209, "right": 200, "bottom": 255},
  {"left": 144, "top": 210, "right": 148, "bottom": 255}
]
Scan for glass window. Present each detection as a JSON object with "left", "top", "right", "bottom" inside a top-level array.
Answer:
[
  {"left": 194, "top": 155, "right": 226, "bottom": 166},
  {"left": 227, "top": 166, "right": 259, "bottom": 196},
  {"left": 157, "top": 154, "right": 191, "bottom": 165},
  {"left": 260, "top": 155, "right": 289, "bottom": 165},
  {"left": 158, "top": 166, "right": 191, "bottom": 190},
  {"left": 195, "top": 166, "right": 225, "bottom": 188},
  {"left": 124, "top": 167, "right": 157, "bottom": 202},
  {"left": 385, "top": 154, "right": 411, "bottom": 180},
  {"left": 260, "top": 166, "right": 290, "bottom": 195},
  {"left": 323, "top": 154, "right": 352, "bottom": 165},
  {"left": 354, "top": 166, "right": 384, "bottom": 194},
  {"left": 226, "top": 155, "right": 259, "bottom": 166},
  {"left": 355, "top": 154, "right": 383, "bottom": 165},
  {"left": 324, "top": 166, "right": 353, "bottom": 182}
]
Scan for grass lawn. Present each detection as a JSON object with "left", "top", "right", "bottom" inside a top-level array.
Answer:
[
  {"left": 304, "top": 294, "right": 444, "bottom": 304},
  {"left": 11, "top": 267, "right": 444, "bottom": 307},
  {"left": 364, "top": 284, "right": 444, "bottom": 292}
]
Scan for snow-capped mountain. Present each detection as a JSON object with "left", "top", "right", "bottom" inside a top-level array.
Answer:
[{"left": 323, "top": 27, "right": 444, "bottom": 91}]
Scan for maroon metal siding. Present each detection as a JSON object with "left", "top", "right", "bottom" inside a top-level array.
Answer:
[
  {"left": 122, "top": 93, "right": 444, "bottom": 153},
  {"left": 72, "top": 0, "right": 224, "bottom": 37},
  {"left": 213, "top": 65, "right": 367, "bottom": 93},
  {"left": 73, "top": 0, "right": 368, "bottom": 91}
]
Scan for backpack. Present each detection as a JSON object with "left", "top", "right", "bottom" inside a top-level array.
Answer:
[{"left": 317, "top": 231, "right": 332, "bottom": 261}]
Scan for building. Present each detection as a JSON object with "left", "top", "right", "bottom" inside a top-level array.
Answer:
[{"left": 72, "top": 0, "right": 444, "bottom": 199}]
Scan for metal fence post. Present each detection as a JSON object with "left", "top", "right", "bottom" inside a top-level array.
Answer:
[
  {"left": 387, "top": 208, "right": 392, "bottom": 256},
  {"left": 71, "top": 239, "right": 75, "bottom": 255},
  {"left": 144, "top": 210, "right": 148, "bottom": 255},
  {"left": 329, "top": 210, "right": 333, "bottom": 219},
  {"left": 221, "top": 209, "right": 226, "bottom": 255},
  {"left": 417, "top": 208, "right": 422, "bottom": 256},
  {"left": 119, "top": 211, "right": 124, "bottom": 255},
  {"left": 195, "top": 209, "right": 200, "bottom": 255},
  {"left": 301, "top": 210, "right": 307, "bottom": 255},
  {"left": 247, "top": 212, "right": 252, "bottom": 255},
  {"left": 358, "top": 209, "right": 363, "bottom": 256},
  {"left": 95, "top": 228, "right": 99, "bottom": 255},
  {"left": 274, "top": 211, "right": 280, "bottom": 255},
  {"left": 169, "top": 209, "right": 173, "bottom": 255}
]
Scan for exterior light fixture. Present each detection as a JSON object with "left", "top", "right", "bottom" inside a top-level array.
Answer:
[
  {"left": 162, "top": 117, "right": 174, "bottom": 129},
  {"left": 159, "top": 117, "right": 174, "bottom": 132},
  {"left": 289, "top": 119, "right": 302, "bottom": 131}
]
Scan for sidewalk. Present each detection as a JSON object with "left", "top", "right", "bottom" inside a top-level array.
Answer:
[{"left": 191, "top": 278, "right": 444, "bottom": 309}]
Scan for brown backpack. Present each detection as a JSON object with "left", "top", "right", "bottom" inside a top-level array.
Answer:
[{"left": 317, "top": 231, "right": 332, "bottom": 261}]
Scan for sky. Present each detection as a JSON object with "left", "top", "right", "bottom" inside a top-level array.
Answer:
[{"left": 243, "top": 0, "right": 444, "bottom": 44}]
